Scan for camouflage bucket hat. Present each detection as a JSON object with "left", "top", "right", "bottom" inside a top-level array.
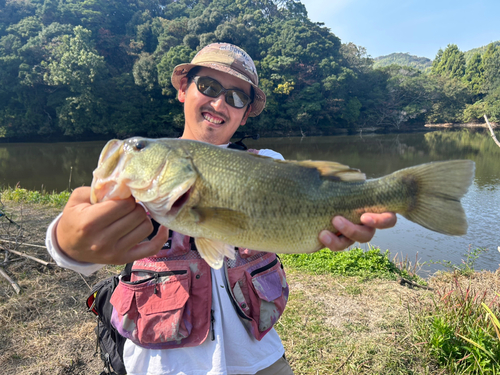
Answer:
[{"left": 171, "top": 43, "right": 266, "bottom": 117}]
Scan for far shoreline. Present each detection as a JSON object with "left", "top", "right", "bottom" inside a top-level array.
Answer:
[
  {"left": 0, "top": 122, "right": 497, "bottom": 144},
  {"left": 424, "top": 122, "right": 499, "bottom": 129}
]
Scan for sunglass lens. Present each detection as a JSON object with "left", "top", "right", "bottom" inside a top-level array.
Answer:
[
  {"left": 197, "top": 77, "right": 222, "bottom": 97},
  {"left": 226, "top": 91, "right": 248, "bottom": 108}
]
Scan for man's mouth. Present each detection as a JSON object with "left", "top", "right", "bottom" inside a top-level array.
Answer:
[{"left": 202, "top": 112, "right": 225, "bottom": 125}]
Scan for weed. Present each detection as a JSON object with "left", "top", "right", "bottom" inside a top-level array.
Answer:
[
  {"left": 430, "top": 246, "right": 489, "bottom": 277},
  {"left": 0, "top": 187, "right": 70, "bottom": 208},
  {"left": 413, "top": 279, "right": 500, "bottom": 373},
  {"left": 280, "top": 246, "right": 426, "bottom": 285}
]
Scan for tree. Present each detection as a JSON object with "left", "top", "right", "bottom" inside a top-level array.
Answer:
[
  {"left": 481, "top": 43, "right": 500, "bottom": 94},
  {"left": 42, "top": 26, "right": 106, "bottom": 90},
  {"left": 431, "top": 44, "right": 466, "bottom": 80},
  {"left": 463, "top": 52, "right": 484, "bottom": 95}
]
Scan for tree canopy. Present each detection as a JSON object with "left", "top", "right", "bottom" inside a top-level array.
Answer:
[{"left": 0, "top": 0, "right": 499, "bottom": 140}]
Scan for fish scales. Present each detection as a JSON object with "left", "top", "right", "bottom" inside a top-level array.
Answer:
[{"left": 91, "top": 137, "right": 475, "bottom": 269}]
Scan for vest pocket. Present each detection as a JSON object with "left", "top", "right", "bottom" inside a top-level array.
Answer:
[
  {"left": 227, "top": 253, "right": 289, "bottom": 340},
  {"left": 110, "top": 269, "right": 192, "bottom": 345}
]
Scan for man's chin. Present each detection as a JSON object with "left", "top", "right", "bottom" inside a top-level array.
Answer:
[{"left": 202, "top": 119, "right": 225, "bottom": 130}]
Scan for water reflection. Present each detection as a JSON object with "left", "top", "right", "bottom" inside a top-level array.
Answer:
[
  {"left": 0, "top": 130, "right": 498, "bottom": 274},
  {"left": 0, "top": 141, "right": 107, "bottom": 191}
]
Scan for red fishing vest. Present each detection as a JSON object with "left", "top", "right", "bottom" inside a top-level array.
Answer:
[{"left": 109, "top": 231, "right": 289, "bottom": 349}]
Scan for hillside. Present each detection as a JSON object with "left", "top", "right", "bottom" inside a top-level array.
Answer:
[
  {"left": 464, "top": 40, "right": 500, "bottom": 61},
  {"left": 373, "top": 52, "right": 432, "bottom": 70}
]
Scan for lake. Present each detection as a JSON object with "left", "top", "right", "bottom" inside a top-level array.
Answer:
[{"left": 1, "top": 129, "right": 499, "bottom": 276}]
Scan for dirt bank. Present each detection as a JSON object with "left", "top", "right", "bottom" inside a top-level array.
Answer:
[{"left": 425, "top": 122, "right": 499, "bottom": 128}]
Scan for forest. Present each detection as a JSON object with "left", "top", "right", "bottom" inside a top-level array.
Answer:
[{"left": 0, "top": 0, "right": 499, "bottom": 140}]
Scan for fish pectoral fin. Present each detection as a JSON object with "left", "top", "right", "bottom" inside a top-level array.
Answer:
[
  {"left": 194, "top": 238, "right": 236, "bottom": 269},
  {"left": 191, "top": 207, "right": 249, "bottom": 236},
  {"left": 288, "top": 160, "right": 366, "bottom": 181}
]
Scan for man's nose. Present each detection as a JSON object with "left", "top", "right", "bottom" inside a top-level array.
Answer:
[{"left": 210, "top": 94, "right": 227, "bottom": 111}]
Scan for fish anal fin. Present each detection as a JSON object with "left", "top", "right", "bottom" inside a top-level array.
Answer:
[
  {"left": 290, "top": 160, "right": 366, "bottom": 181},
  {"left": 194, "top": 238, "right": 236, "bottom": 269},
  {"left": 191, "top": 207, "right": 249, "bottom": 236}
]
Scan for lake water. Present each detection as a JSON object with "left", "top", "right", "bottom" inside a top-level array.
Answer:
[{"left": 1, "top": 130, "right": 499, "bottom": 276}]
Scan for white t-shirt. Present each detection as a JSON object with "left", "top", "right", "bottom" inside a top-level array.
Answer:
[{"left": 45, "top": 148, "right": 286, "bottom": 375}]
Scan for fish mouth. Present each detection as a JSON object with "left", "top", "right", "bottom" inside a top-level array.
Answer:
[
  {"left": 165, "top": 187, "right": 191, "bottom": 218},
  {"left": 143, "top": 174, "right": 197, "bottom": 221},
  {"left": 91, "top": 140, "right": 132, "bottom": 204}
]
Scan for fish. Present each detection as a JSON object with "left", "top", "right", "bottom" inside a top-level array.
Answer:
[{"left": 90, "top": 137, "right": 475, "bottom": 269}]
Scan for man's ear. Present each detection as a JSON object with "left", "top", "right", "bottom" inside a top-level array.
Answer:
[
  {"left": 178, "top": 77, "right": 189, "bottom": 103},
  {"left": 240, "top": 104, "right": 252, "bottom": 126}
]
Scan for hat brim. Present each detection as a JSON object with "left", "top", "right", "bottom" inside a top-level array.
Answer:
[{"left": 171, "top": 62, "right": 266, "bottom": 117}]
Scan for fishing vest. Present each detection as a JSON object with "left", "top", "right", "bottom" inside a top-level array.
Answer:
[
  {"left": 109, "top": 231, "right": 289, "bottom": 349},
  {"left": 108, "top": 146, "right": 289, "bottom": 349}
]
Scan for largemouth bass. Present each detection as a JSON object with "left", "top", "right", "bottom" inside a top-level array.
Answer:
[{"left": 91, "top": 137, "right": 475, "bottom": 269}]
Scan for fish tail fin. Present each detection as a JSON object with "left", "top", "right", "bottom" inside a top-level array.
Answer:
[{"left": 396, "top": 160, "right": 475, "bottom": 235}]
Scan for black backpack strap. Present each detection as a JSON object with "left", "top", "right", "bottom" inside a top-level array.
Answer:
[{"left": 121, "top": 262, "right": 133, "bottom": 278}]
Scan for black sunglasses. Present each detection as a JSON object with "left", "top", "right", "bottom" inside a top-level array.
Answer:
[{"left": 192, "top": 76, "right": 252, "bottom": 109}]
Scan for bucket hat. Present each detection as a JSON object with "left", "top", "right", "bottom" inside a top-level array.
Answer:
[{"left": 171, "top": 43, "right": 266, "bottom": 117}]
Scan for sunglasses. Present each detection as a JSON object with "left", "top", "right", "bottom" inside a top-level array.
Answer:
[{"left": 192, "top": 76, "right": 252, "bottom": 109}]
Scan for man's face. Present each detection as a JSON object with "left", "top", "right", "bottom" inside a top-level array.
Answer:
[{"left": 178, "top": 67, "right": 252, "bottom": 145}]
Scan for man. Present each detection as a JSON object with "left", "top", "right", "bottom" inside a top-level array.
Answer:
[{"left": 46, "top": 43, "right": 396, "bottom": 374}]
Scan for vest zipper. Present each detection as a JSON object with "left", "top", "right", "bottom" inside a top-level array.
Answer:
[
  {"left": 211, "top": 309, "right": 215, "bottom": 341},
  {"left": 249, "top": 257, "right": 278, "bottom": 276},
  {"left": 122, "top": 270, "right": 187, "bottom": 286},
  {"left": 154, "top": 273, "right": 159, "bottom": 294}
]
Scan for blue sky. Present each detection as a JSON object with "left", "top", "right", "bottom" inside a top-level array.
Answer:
[{"left": 300, "top": 0, "right": 499, "bottom": 59}]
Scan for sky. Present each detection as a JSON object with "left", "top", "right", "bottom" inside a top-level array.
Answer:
[{"left": 300, "top": 0, "right": 500, "bottom": 60}]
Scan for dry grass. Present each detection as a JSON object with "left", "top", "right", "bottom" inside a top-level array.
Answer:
[
  {"left": 277, "top": 269, "right": 437, "bottom": 374},
  {"left": 0, "top": 202, "right": 116, "bottom": 375}
]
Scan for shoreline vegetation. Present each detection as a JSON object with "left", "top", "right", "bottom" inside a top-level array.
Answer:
[{"left": 1, "top": 190, "right": 499, "bottom": 374}]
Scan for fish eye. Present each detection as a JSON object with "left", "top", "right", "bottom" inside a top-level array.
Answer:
[{"left": 134, "top": 139, "right": 147, "bottom": 151}]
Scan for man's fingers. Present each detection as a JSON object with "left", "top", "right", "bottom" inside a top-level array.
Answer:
[
  {"left": 123, "top": 225, "right": 170, "bottom": 264},
  {"left": 360, "top": 212, "right": 397, "bottom": 229},
  {"left": 113, "top": 216, "right": 154, "bottom": 254},
  {"left": 105, "top": 203, "right": 149, "bottom": 240},
  {"left": 333, "top": 216, "right": 375, "bottom": 243},
  {"left": 319, "top": 230, "right": 355, "bottom": 252},
  {"left": 65, "top": 186, "right": 92, "bottom": 206},
  {"left": 81, "top": 197, "right": 138, "bottom": 229}
]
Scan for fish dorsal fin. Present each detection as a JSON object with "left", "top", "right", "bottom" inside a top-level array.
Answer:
[
  {"left": 190, "top": 207, "right": 249, "bottom": 236},
  {"left": 194, "top": 238, "right": 236, "bottom": 269},
  {"left": 285, "top": 160, "right": 366, "bottom": 181}
]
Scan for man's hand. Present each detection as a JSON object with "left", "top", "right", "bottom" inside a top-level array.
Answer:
[
  {"left": 319, "top": 213, "right": 397, "bottom": 252},
  {"left": 55, "top": 187, "right": 169, "bottom": 265}
]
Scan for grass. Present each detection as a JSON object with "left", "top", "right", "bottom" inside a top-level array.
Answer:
[
  {"left": 276, "top": 268, "right": 435, "bottom": 374},
  {"left": 0, "top": 187, "right": 70, "bottom": 208},
  {"left": 279, "top": 246, "right": 499, "bottom": 374},
  {"left": 280, "top": 245, "right": 426, "bottom": 284},
  {"left": 412, "top": 280, "right": 500, "bottom": 374},
  {"left": 429, "top": 246, "right": 490, "bottom": 277}
]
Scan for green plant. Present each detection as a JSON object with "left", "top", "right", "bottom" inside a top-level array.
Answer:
[
  {"left": 0, "top": 187, "right": 70, "bottom": 208},
  {"left": 414, "top": 281, "right": 500, "bottom": 373},
  {"left": 431, "top": 246, "right": 488, "bottom": 276},
  {"left": 280, "top": 245, "right": 426, "bottom": 284}
]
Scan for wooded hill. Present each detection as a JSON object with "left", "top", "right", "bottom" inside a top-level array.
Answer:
[
  {"left": 465, "top": 41, "right": 500, "bottom": 62},
  {"left": 373, "top": 53, "right": 432, "bottom": 71},
  {"left": 0, "top": 0, "right": 499, "bottom": 140}
]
